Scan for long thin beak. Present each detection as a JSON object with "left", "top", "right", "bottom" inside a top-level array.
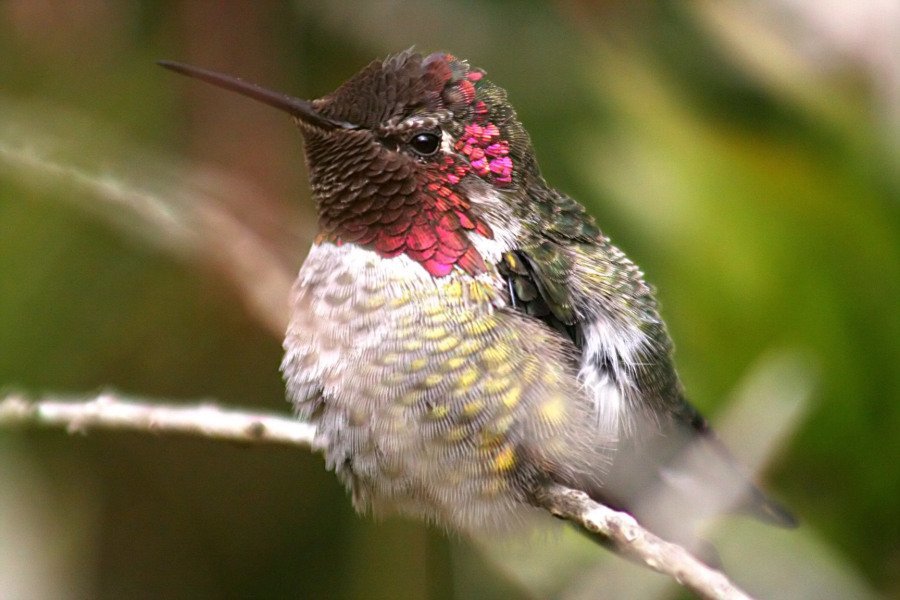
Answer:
[{"left": 157, "top": 60, "right": 355, "bottom": 131}]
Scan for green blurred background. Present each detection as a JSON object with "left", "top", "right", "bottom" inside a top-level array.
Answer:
[{"left": 1, "top": 1, "right": 897, "bottom": 598}]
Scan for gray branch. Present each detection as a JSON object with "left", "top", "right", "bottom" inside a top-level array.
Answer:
[
  {"left": 0, "top": 392, "right": 314, "bottom": 447},
  {"left": 535, "top": 485, "right": 753, "bottom": 600},
  {"left": 0, "top": 392, "right": 754, "bottom": 600}
]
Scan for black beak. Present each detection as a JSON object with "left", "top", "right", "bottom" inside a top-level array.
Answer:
[{"left": 157, "top": 60, "right": 355, "bottom": 131}]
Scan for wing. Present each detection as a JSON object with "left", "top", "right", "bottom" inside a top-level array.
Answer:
[
  {"left": 498, "top": 187, "right": 796, "bottom": 533},
  {"left": 499, "top": 187, "right": 683, "bottom": 436}
]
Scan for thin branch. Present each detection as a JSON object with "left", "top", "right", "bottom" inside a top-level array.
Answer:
[
  {"left": 1, "top": 392, "right": 755, "bottom": 600},
  {"left": 535, "top": 485, "right": 754, "bottom": 600},
  {"left": 0, "top": 393, "right": 314, "bottom": 447}
]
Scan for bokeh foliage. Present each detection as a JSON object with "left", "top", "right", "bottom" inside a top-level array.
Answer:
[{"left": 1, "top": 2, "right": 897, "bottom": 598}]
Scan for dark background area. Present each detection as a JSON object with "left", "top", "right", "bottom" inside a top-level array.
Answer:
[{"left": 1, "top": 2, "right": 897, "bottom": 598}]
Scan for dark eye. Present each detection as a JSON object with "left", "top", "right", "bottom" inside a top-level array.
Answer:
[{"left": 408, "top": 131, "right": 441, "bottom": 156}]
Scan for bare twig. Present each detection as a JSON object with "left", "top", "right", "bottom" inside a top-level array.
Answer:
[
  {"left": 1, "top": 392, "right": 756, "bottom": 600},
  {"left": 535, "top": 485, "right": 754, "bottom": 600},
  {"left": 0, "top": 393, "right": 314, "bottom": 447}
]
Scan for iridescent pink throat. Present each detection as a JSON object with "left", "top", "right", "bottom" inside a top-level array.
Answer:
[
  {"left": 323, "top": 70, "right": 514, "bottom": 278},
  {"left": 319, "top": 154, "right": 495, "bottom": 277}
]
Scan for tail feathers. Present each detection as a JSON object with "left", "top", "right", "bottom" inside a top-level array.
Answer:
[
  {"left": 684, "top": 406, "right": 798, "bottom": 528},
  {"left": 742, "top": 486, "right": 798, "bottom": 528}
]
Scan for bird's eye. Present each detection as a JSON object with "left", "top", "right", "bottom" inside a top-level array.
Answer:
[{"left": 408, "top": 131, "right": 441, "bottom": 156}]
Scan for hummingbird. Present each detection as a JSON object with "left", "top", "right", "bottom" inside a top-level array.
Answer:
[{"left": 159, "top": 51, "right": 795, "bottom": 543}]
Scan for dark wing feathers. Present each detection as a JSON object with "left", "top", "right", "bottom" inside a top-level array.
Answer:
[
  {"left": 498, "top": 249, "right": 580, "bottom": 345},
  {"left": 495, "top": 187, "right": 797, "bottom": 531}
]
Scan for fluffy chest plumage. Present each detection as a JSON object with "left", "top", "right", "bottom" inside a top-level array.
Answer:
[
  {"left": 281, "top": 242, "right": 610, "bottom": 530},
  {"left": 281, "top": 242, "right": 505, "bottom": 415}
]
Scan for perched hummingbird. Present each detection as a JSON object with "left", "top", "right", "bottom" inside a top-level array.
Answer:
[{"left": 159, "top": 51, "right": 795, "bottom": 543}]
